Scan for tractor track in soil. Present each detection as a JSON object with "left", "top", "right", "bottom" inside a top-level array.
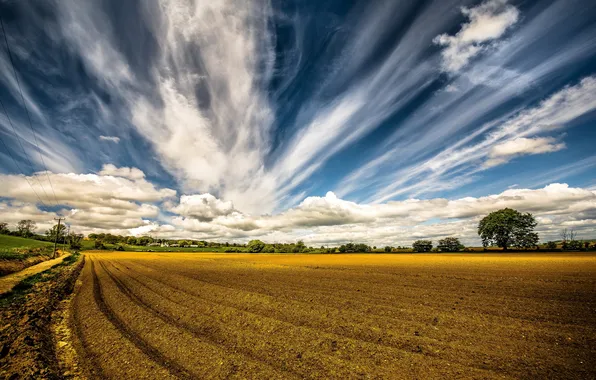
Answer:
[{"left": 68, "top": 251, "right": 596, "bottom": 379}]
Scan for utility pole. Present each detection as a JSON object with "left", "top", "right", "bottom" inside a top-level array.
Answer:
[
  {"left": 65, "top": 224, "right": 71, "bottom": 251},
  {"left": 53, "top": 217, "right": 65, "bottom": 259}
]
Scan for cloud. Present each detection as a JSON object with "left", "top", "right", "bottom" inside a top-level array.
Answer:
[
  {"left": 1, "top": 0, "right": 595, "bottom": 238},
  {"left": 98, "top": 164, "right": 145, "bottom": 180},
  {"left": 444, "top": 84, "right": 459, "bottom": 93},
  {"left": 164, "top": 184, "right": 596, "bottom": 245},
  {"left": 0, "top": 168, "right": 594, "bottom": 245},
  {"left": 485, "top": 137, "right": 566, "bottom": 167},
  {"left": 0, "top": 166, "right": 175, "bottom": 232},
  {"left": 50, "top": 0, "right": 278, "bottom": 214},
  {"left": 170, "top": 193, "right": 235, "bottom": 221},
  {"left": 337, "top": 74, "right": 596, "bottom": 203},
  {"left": 434, "top": 0, "right": 520, "bottom": 72},
  {"left": 99, "top": 135, "right": 120, "bottom": 143}
]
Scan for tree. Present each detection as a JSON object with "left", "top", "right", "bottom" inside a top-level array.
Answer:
[
  {"left": 94, "top": 240, "right": 105, "bottom": 249},
  {"left": 262, "top": 245, "right": 275, "bottom": 253},
  {"left": 17, "top": 219, "right": 36, "bottom": 237},
  {"left": 69, "top": 233, "right": 84, "bottom": 250},
  {"left": 478, "top": 208, "right": 538, "bottom": 250},
  {"left": 437, "top": 237, "right": 463, "bottom": 252},
  {"left": 247, "top": 240, "right": 265, "bottom": 253},
  {"left": 354, "top": 243, "right": 371, "bottom": 253},
  {"left": 384, "top": 246, "right": 392, "bottom": 253},
  {"left": 0, "top": 222, "right": 8, "bottom": 234},
  {"left": 46, "top": 223, "right": 67, "bottom": 242},
  {"left": 546, "top": 241, "right": 557, "bottom": 250},
  {"left": 516, "top": 232, "right": 539, "bottom": 249},
  {"left": 412, "top": 240, "right": 433, "bottom": 252},
  {"left": 560, "top": 228, "right": 576, "bottom": 243}
]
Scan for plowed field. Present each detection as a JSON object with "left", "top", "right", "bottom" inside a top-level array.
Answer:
[{"left": 71, "top": 252, "right": 596, "bottom": 379}]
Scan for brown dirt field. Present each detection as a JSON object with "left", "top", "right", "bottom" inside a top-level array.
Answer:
[{"left": 71, "top": 251, "right": 596, "bottom": 379}]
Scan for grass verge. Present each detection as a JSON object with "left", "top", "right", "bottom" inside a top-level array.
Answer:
[{"left": 0, "top": 252, "right": 80, "bottom": 307}]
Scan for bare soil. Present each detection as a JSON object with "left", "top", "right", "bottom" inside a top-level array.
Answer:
[
  {"left": 0, "top": 256, "right": 84, "bottom": 379},
  {"left": 71, "top": 252, "right": 596, "bottom": 379},
  {"left": 0, "top": 256, "right": 49, "bottom": 277}
]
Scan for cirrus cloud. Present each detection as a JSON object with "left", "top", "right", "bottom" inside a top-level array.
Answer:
[
  {"left": 434, "top": 0, "right": 520, "bottom": 73},
  {"left": 485, "top": 137, "right": 566, "bottom": 167}
]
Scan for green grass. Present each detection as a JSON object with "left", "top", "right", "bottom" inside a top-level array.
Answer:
[
  {"left": 0, "top": 252, "right": 81, "bottom": 307},
  {"left": 0, "top": 268, "right": 54, "bottom": 307},
  {"left": 0, "top": 235, "right": 53, "bottom": 250},
  {"left": 0, "top": 235, "right": 54, "bottom": 261},
  {"left": 81, "top": 240, "right": 232, "bottom": 252}
]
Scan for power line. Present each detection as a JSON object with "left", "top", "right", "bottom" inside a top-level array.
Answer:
[
  {"left": 0, "top": 96, "right": 49, "bottom": 206},
  {"left": 0, "top": 132, "right": 48, "bottom": 207},
  {"left": 0, "top": 16, "right": 59, "bottom": 206}
]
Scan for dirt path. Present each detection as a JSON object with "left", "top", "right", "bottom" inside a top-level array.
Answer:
[
  {"left": 0, "top": 252, "right": 70, "bottom": 294},
  {"left": 71, "top": 252, "right": 596, "bottom": 379}
]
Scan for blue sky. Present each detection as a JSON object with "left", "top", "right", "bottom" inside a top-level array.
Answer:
[{"left": 0, "top": 0, "right": 595, "bottom": 245}]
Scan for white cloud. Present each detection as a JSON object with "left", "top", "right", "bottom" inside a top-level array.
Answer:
[
  {"left": 99, "top": 135, "right": 120, "bottom": 143},
  {"left": 434, "top": 0, "right": 520, "bottom": 73},
  {"left": 167, "top": 184, "right": 596, "bottom": 245},
  {"left": 0, "top": 166, "right": 175, "bottom": 232},
  {"left": 52, "top": 0, "right": 277, "bottom": 214},
  {"left": 444, "top": 84, "right": 459, "bottom": 93},
  {"left": 98, "top": 164, "right": 145, "bottom": 181},
  {"left": 1, "top": 169, "right": 594, "bottom": 246},
  {"left": 170, "top": 193, "right": 235, "bottom": 221},
  {"left": 338, "top": 75, "right": 596, "bottom": 203},
  {"left": 485, "top": 137, "right": 566, "bottom": 167}
]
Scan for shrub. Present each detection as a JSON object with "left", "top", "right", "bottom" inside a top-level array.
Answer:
[{"left": 567, "top": 240, "right": 583, "bottom": 250}]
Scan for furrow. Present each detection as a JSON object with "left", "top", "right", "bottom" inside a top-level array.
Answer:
[{"left": 90, "top": 260, "right": 194, "bottom": 379}]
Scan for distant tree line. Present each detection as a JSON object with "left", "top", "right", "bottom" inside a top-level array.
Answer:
[{"left": 3, "top": 209, "right": 596, "bottom": 253}]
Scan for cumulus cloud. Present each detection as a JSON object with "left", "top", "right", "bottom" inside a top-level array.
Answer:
[
  {"left": 98, "top": 164, "right": 145, "bottom": 181},
  {"left": 99, "top": 135, "right": 120, "bottom": 143},
  {"left": 485, "top": 137, "right": 566, "bottom": 167},
  {"left": 0, "top": 171, "right": 595, "bottom": 245},
  {"left": 170, "top": 194, "right": 235, "bottom": 221},
  {"left": 434, "top": 0, "right": 520, "bottom": 72},
  {"left": 0, "top": 166, "right": 175, "bottom": 232},
  {"left": 162, "top": 184, "right": 596, "bottom": 245}
]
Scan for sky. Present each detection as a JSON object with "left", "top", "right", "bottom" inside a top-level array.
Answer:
[{"left": 0, "top": 0, "right": 595, "bottom": 246}]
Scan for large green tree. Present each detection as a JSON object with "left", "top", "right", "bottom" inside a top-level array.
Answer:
[{"left": 478, "top": 208, "right": 538, "bottom": 250}]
